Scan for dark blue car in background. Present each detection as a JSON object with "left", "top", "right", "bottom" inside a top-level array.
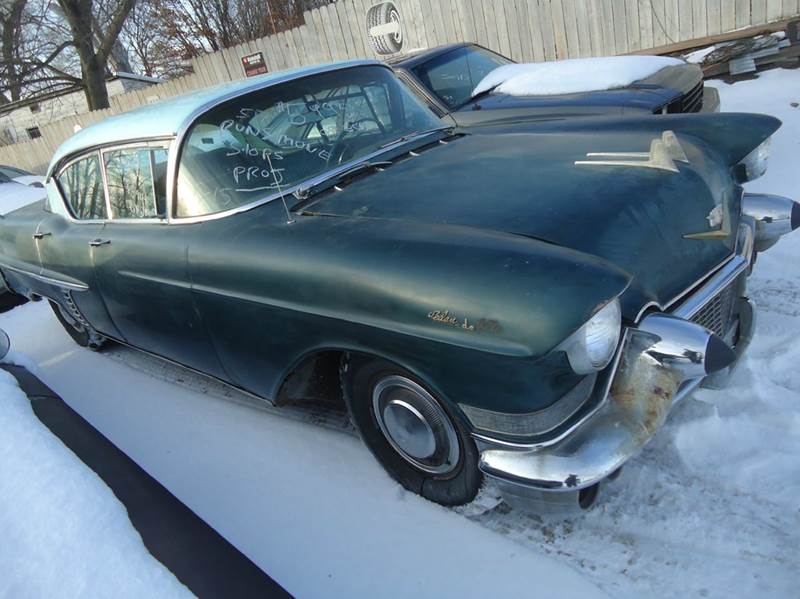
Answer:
[{"left": 389, "top": 43, "right": 719, "bottom": 126}]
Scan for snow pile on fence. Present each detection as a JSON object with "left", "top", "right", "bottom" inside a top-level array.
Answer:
[{"left": 472, "top": 56, "right": 684, "bottom": 97}]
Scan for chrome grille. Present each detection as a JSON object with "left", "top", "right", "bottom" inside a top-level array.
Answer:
[
  {"left": 666, "top": 81, "right": 704, "bottom": 114},
  {"left": 690, "top": 280, "right": 737, "bottom": 337}
]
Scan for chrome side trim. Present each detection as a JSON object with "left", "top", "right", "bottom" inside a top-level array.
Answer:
[{"left": 0, "top": 261, "right": 89, "bottom": 291}]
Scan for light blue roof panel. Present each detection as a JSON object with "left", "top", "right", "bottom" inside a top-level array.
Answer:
[{"left": 48, "top": 60, "right": 383, "bottom": 175}]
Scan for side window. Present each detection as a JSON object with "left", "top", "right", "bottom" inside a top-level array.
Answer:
[
  {"left": 58, "top": 154, "right": 107, "bottom": 220},
  {"left": 104, "top": 148, "right": 168, "bottom": 219}
]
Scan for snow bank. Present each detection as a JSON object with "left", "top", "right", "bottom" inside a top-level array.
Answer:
[
  {"left": 0, "top": 369, "right": 190, "bottom": 599},
  {"left": 675, "top": 69, "right": 800, "bottom": 513},
  {"left": 472, "top": 56, "right": 684, "bottom": 97}
]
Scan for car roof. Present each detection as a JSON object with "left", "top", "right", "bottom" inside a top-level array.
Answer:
[
  {"left": 48, "top": 59, "right": 385, "bottom": 176},
  {"left": 386, "top": 43, "right": 478, "bottom": 69}
]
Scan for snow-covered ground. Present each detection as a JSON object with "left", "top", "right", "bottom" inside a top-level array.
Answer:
[
  {"left": 0, "top": 303, "right": 605, "bottom": 599},
  {"left": 2, "top": 68, "right": 799, "bottom": 598},
  {"left": 0, "top": 371, "right": 190, "bottom": 598}
]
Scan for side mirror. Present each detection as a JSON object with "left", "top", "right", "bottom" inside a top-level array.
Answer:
[{"left": 0, "top": 328, "right": 9, "bottom": 360}]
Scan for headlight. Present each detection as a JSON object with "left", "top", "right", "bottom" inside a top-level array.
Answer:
[
  {"left": 559, "top": 300, "right": 622, "bottom": 375},
  {"left": 736, "top": 138, "right": 771, "bottom": 182}
]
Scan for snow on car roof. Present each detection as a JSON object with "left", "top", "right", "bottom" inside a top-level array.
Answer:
[
  {"left": 472, "top": 56, "right": 685, "bottom": 98},
  {"left": 48, "top": 60, "right": 385, "bottom": 177}
]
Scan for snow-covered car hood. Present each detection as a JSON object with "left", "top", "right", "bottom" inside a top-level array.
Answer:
[
  {"left": 12, "top": 174, "right": 45, "bottom": 187},
  {"left": 472, "top": 56, "right": 686, "bottom": 97},
  {"left": 0, "top": 181, "right": 47, "bottom": 216}
]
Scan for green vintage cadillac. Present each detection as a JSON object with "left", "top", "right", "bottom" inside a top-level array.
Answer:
[{"left": 1, "top": 61, "right": 797, "bottom": 511}]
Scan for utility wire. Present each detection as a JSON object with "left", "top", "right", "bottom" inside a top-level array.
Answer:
[{"left": 649, "top": 0, "right": 678, "bottom": 44}]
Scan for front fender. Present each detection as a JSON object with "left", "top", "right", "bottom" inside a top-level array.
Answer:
[{"left": 191, "top": 208, "right": 631, "bottom": 415}]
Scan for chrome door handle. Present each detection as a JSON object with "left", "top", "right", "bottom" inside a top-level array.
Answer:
[
  {"left": 88, "top": 239, "right": 111, "bottom": 247},
  {"left": 33, "top": 231, "right": 52, "bottom": 240}
]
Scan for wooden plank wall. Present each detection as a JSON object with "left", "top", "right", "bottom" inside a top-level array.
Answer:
[{"left": 3, "top": 0, "right": 799, "bottom": 173}]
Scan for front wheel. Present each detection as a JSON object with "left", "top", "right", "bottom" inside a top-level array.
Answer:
[{"left": 343, "top": 356, "right": 481, "bottom": 506}]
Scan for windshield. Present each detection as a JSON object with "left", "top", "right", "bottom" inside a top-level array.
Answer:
[
  {"left": 412, "top": 46, "right": 513, "bottom": 110},
  {"left": 176, "top": 65, "right": 441, "bottom": 218}
]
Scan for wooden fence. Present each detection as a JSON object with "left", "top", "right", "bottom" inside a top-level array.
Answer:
[{"left": 3, "top": 0, "right": 799, "bottom": 174}]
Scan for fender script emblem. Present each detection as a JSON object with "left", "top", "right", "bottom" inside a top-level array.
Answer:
[
  {"left": 575, "top": 130, "right": 689, "bottom": 173},
  {"left": 428, "top": 310, "right": 502, "bottom": 333}
]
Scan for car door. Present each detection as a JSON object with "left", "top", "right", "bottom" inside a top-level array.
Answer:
[
  {"left": 40, "top": 152, "right": 122, "bottom": 338},
  {"left": 91, "top": 143, "right": 226, "bottom": 378}
]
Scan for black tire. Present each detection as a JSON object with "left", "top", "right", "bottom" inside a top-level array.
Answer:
[
  {"left": 49, "top": 301, "right": 104, "bottom": 351},
  {"left": 343, "top": 355, "right": 481, "bottom": 506},
  {"left": 366, "top": 2, "right": 403, "bottom": 55}
]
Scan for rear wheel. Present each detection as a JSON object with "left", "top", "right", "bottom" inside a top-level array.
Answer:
[
  {"left": 343, "top": 356, "right": 481, "bottom": 506},
  {"left": 49, "top": 300, "right": 105, "bottom": 351}
]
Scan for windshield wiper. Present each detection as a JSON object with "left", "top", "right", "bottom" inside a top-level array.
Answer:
[
  {"left": 293, "top": 160, "right": 393, "bottom": 201},
  {"left": 376, "top": 126, "right": 451, "bottom": 150},
  {"left": 455, "top": 86, "right": 498, "bottom": 110},
  {"left": 293, "top": 128, "right": 451, "bottom": 204}
]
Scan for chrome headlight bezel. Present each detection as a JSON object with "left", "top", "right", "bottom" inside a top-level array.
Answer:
[
  {"left": 736, "top": 137, "right": 771, "bottom": 183},
  {"left": 558, "top": 299, "right": 622, "bottom": 375}
]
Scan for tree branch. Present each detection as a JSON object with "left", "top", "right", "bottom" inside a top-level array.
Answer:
[{"left": 96, "top": 0, "right": 135, "bottom": 61}]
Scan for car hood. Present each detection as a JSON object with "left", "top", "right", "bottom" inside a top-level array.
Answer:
[
  {"left": 304, "top": 113, "right": 779, "bottom": 318},
  {"left": 455, "top": 63, "right": 702, "bottom": 117},
  {"left": 0, "top": 182, "right": 47, "bottom": 217}
]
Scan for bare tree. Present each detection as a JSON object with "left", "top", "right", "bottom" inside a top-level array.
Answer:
[
  {"left": 56, "top": 0, "right": 136, "bottom": 109},
  {"left": 120, "top": 0, "right": 190, "bottom": 78},
  {"left": 0, "top": 0, "right": 79, "bottom": 103},
  {"left": 150, "top": 0, "right": 332, "bottom": 57}
]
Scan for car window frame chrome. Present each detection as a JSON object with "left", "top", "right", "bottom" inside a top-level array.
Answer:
[
  {"left": 51, "top": 137, "right": 175, "bottom": 227},
  {"left": 99, "top": 140, "right": 172, "bottom": 224},
  {"left": 55, "top": 150, "right": 111, "bottom": 224}
]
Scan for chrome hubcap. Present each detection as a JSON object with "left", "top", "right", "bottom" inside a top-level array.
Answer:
[
  {"left": 382, "top": 399, "right": 436, "bottom": 459},
  {"left": 372, "top": 376, "right": 459, "bottom": 475}
]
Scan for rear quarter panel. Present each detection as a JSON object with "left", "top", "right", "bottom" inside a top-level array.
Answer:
[{"left": 0, "top": 200, "right": 47, "bottom": 297}]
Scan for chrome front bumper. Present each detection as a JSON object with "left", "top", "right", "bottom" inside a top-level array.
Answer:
[
  {"left": 479, "top": 297, "right": 754, "bottom": 498},
  {"left": 477, "top": 223, "right": 758, "bottom": 507}
]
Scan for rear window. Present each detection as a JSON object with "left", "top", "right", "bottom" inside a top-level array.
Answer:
[
  {"left": 58, "top": 153, "right": 107, "bottom": 220},
  {"left": 176, "top": 65, "right": 440, "bottom": 219}
]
